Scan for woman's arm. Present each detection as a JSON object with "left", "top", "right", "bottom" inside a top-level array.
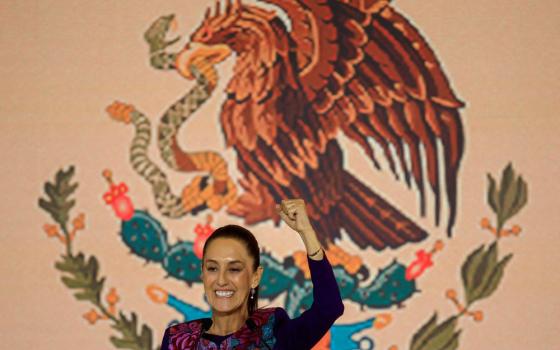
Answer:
[
  {"left": 272, "top": 256, "right": 344, "bottom": 348},
  {"left": 277, "top": 199, "right": 323, "bottom": 260},
  {"left": 274, "top": 199, "right": 344, "bottom": 348}
]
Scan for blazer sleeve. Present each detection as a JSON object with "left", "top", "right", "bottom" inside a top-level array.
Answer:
[
  {"left": 160, "top": 327, "right": 170, "bottom": 350},
  {"left": 273, "top": 254, "right": 344, "bottom": 349}
]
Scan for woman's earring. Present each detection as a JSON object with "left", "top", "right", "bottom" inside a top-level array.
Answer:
[{"left": 250, "top": 288, "right": 255, "bottom": 300}]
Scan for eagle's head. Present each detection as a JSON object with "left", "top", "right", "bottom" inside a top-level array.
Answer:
[
  {"left": 190, "top": 0, "right": 244, "bottom": 48},
  {"left": 176, "top": 0, "right": 278, "bottom": 80}
]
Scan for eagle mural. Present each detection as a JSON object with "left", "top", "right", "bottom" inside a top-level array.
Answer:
[{"left": 173, "top": 0, "right": 465, "bottom": 253}]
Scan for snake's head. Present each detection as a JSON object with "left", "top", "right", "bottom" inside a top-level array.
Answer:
[{"left": 144, "top": 14, "right": 181, "bottom": 53}]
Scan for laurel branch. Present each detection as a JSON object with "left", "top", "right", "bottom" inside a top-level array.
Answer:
[
  {"left": 403, "top": 163, "right": 528, "bottom": 350},
  {"left": 39, "top": 166, "right": 156, "bottom": 350}
]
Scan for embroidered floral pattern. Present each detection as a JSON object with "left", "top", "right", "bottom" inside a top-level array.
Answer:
[{"left": 166, "top": 308, "right": 278, "bottom": 349}]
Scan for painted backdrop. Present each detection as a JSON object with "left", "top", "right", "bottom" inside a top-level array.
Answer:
[{"left": 1, "top": 0, "right": 559, "bottom": 349}]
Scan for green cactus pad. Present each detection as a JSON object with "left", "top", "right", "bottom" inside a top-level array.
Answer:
[{"left": 121, "top": 210, "right": 168, "bottom": 263}]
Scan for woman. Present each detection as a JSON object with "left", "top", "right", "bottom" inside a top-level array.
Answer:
[{"left": 160, "top": 199, "right": 344, "bottom": 349}]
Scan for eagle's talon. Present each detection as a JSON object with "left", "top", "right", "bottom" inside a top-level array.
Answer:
[{"left": 226, "top": 174, "right": 276, "bottom": 225}]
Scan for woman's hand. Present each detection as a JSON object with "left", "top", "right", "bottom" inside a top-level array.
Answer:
[
  {"left": 277, "top": 199, "right": 313, "bottom": 233},
  {"left": 277, "top": 199, "right": 324, "bottom": 260}
]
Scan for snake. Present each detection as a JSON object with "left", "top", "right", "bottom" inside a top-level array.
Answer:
[{"left": 107, "top": 14, "right": 236, "bottom": 218}]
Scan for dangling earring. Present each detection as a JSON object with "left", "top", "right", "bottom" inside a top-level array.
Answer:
[{"left": 250, "top": 288, "right": 255, "bottom": 300}]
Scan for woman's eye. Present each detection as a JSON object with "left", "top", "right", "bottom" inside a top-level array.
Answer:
[
  {"left": 207, "top": 267, "right": 217, "bottom": 272},
  {"left": 229, "top": 268, "right": 241, "bottom": 272}
]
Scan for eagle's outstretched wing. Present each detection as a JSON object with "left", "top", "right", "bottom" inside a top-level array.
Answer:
[{"left": 263, "top": 0, "right": 465, "bottom": 234}]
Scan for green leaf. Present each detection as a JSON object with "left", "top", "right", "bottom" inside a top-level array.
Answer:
[
  {"left": 61, "top": 276, "right": 89, "bottom": 289},
  {"left": 60, "top": 199, "right": 76, "bottom": 212},
  {"left": 498, "top": 163, "right": 514, "bottom": 208},
  {"left": 75, "top": 253, "right": 86, "bottom": 266},
  {"left": 74, "top": 290, "right": 97, "bottom": 302},
  {"left": 461, "top": 245, "right": 485, "bottom": 298},
  {"left": 477, "top": 254, "right": 513, "bottom": 301},
  {"left": 38, "top": 198, "right": 56, "bottom": 216},
  {"left": 56, "top": 251, "right": 106, "bottom": 304},
  {"left": 438, "top": 330, "right": 461, "bottom": 350},
  {"left": 51, "top": 192, "right": 66, "bottom": 207},
  {"left": 485, "top": 242, "right": 498, "bottom": 272},
  {"left": 486, "top": 174, "right": 499, "bottom": 213},
  {"left": 130, "top": 312, "right": 139, "bottom": 330},
  {"left": 86, "top": 256, "right": 99, "bottom": 280},
  {"left": 109, "top": 312, "right": 153, "bottom": 350},
  {"left": 417, "top": 316, "right": 457, "bottom": 350},
  {"left": 468, "top": 242, "right": 498, "bottom": 304},
  {"left": 504, "top": 176, "right": 528, "bottom": 222},
  {"left": 411, "top": 312, "right": 439, "bottom": 350},
  {"left": 55, "top": 167, "right": 68, "bottom": 183},
  {"left": 44, "top": 182, "right": 57, "bottom": 200},
  {"left": 110, "top": 336, "right": 138, "bottom": 349},
  {"left": 473, "top": 243, "right": 497, "bottom": 286},
  {"left": 38, "top": 166, "right": 78, "bottom": 227},
  {"left": 55, "top": 167, "right": 77, "bottom": 198},
  {"left": 499, "top": 175, "right": 518, "bottom": 227},
  {"left": 92, "top": 277, "right": 106, "bottom": 302},
  {"left": 54, "top": 259, "right": 80, "bottom": 273},
  {"left": 139, "top": 324, "right": 153, "bottom": 347},
  {"left": 59, "top": 182, "right": 79, "bottom": 198}
]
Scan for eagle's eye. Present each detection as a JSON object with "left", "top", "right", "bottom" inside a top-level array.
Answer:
[{"left": 199, "top": 24, "right": 213, "bottom": 42}]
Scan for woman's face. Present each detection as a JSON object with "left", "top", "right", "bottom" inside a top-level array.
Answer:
[{"left": 202, "top": 237, "right": 263, "bottom": 316}]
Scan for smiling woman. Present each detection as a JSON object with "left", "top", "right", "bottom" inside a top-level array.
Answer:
[
  {"left": 159, "top": 199, "right": 344, "bottom": 349},
  {"left": 202, "top": 228, "right": 263, "bottom": 319}
]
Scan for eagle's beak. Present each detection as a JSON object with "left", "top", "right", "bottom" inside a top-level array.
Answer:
[{"left": 175, "top": 43, "right": 232, "bottom": 80}]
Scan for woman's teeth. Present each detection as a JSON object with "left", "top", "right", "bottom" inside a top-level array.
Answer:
[{"left": 215, "top": 290, "right": 234, "bottom": 297}]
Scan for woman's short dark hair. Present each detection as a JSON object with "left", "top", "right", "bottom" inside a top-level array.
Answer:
[{"left": 202, "top": 224, "right": 261, "bottom": 315}]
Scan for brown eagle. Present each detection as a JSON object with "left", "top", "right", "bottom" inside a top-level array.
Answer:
[{"left": 175, "top": 0, "right": 464, "bottom": 253}]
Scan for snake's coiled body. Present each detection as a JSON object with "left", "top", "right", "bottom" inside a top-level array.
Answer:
[
  {"left": 127, "top": 67, "right": 213, "bottom": 218},
  {"left": 108, "top": 15, "right": 236, "bottom": 218}
]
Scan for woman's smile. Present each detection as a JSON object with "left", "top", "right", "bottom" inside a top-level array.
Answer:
[{"left": 215, "top": 290, "right": 235, "bottom": 298}]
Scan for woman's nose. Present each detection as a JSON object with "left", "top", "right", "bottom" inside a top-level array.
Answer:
[{"left": 217, "top": 270, "right": 228, "bottom": 285}]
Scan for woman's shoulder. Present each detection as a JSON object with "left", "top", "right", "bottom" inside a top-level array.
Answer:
[
  {"left": 253, "top": 307, "right": 285, "bottom": 319},
  {"left": 253, "top": 307, "right": 280, "bottom": 316},
  {"left": 162, "top": 319, "right": 211, "bottom": 349},
  {"left": 251, "top": 307, "right": 290, "bottom": 327},
  {"left": 166, "top": 318, "right": 211, "bottom": 336}
]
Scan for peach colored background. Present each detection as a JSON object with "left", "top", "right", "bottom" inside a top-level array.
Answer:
[{"left": 1, "top": 0, "right": 559, "bottom": 349}]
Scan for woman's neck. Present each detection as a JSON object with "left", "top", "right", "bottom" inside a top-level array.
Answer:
[{"left": 208, "top": 308, "right": 249, "bottom": 336}]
